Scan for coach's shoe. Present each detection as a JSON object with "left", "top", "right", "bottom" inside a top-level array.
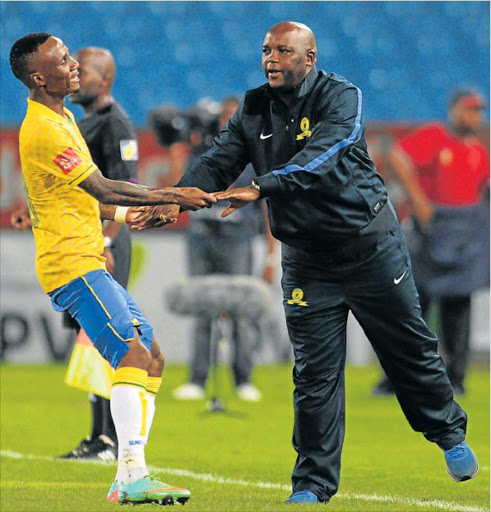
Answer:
[
  {"left": 173, "top": 383, "right": 205, "bottom": 400},
  {"left": 285, "top": 490, "right": 319, "bottom": 504},
  {"left": 444, "top": 441, "right": 479, "bottom": 482},
  {"left": 118, "top": 475, "right": 191, "bottom": 505},
  {"left": 107, "top": 481, "right": 120, "bottom": 503}
]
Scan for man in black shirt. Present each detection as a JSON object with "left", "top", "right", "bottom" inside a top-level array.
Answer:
[
  {"left": 59, "top": 46, "right": 138, "bottom": 461},
  {"left": 130, "top": 22, "right": 478, "bottom": 504}
]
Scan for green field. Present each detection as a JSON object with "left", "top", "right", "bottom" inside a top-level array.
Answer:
[{"left": 1, "top": 363, "right": 489, "bottom": 512}]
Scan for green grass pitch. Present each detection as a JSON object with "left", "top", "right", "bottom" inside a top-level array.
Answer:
[{"left": 1, "top": 363, "right": 489, "bottom": 511}]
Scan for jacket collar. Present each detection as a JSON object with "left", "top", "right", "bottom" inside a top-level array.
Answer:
[{"left": 266, "top": 66, "right": 318, "bottom": 106}]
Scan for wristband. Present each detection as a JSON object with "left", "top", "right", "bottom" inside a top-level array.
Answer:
[
  {"left": 104, "top": 236, "right": 113, "bottom": 248},
  {"left": 114, "top": 206, "right": 129, "bottom": 224}
]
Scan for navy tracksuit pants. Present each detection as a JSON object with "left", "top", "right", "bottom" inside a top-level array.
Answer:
[{"left": 281, "top": 219, "right": 467, "bottom": 503}]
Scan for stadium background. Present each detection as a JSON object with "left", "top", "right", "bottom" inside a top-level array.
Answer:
[{"left": 0, "top": 1, "right": 489, "bottom": 366}]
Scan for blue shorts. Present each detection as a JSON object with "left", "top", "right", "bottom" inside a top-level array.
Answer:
[{"left": 49, "top": 269, "right": 153, "bottom": 368}]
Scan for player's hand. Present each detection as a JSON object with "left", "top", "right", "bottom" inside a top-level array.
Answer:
[
  {"left": 213, "top": 186, "right": 260, "bottom": 218},
  {"left": 103, "top": 247, "right": 115, "bottom": 274},
  {"left": 10, "top": 207, "right": 32, "bottom": 230},
  {"left": 174, "top": 187, "right": 217, "bottom": 211},
  {"left": 128, "top": 205, "right": 179, "bottom": 230}
]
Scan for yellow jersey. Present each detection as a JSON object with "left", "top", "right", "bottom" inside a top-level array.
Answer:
[{"left": 19, "top": 98, "right": 106, "bottom": 293}]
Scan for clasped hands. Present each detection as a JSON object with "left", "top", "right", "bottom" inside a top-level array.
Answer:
[{"left": 128, "top": 186, "right": 260, "bottom": 230}]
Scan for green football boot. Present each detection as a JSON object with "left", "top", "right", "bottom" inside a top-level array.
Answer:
[
  {"left": 107, "top": 481, "right": 121, "bottom": 503},
  {"left": 117, "top": 475, "right": 191, "bottom": 505}
]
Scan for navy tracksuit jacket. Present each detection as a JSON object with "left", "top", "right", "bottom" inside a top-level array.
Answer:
[{"left": 178, "top": 68, "right": 468, "bottom": 502}]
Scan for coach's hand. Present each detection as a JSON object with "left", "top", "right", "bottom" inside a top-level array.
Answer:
[
  {"left": 213, "top": 186, "right": 260, "bottom": 218},
  {"left": 128, "top": 205, "right": 179, "bottom": 230}
]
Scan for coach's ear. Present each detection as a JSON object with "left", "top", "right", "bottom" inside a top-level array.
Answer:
[{"left": 30, "top": 72, "right": 46, "bottom": 88}]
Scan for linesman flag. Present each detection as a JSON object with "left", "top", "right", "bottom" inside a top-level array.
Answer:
[{"left": 64, "top": 328, "right": 114, "bottom": 399}]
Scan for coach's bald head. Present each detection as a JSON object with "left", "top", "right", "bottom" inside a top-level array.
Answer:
[{"left": 262, "top": 22, "right": 317, "bottom": 91}]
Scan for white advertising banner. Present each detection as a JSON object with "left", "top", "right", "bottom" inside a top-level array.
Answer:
[{"left": 1, "top": 231, "right": 489, "bottom": 364}]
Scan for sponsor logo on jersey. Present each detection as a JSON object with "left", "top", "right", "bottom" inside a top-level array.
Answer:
[
  {"left": 287, "top": 288, "right": 308, "bottom": 306},
  {"left": 53, "top": 147, "right": 82, "bottom": 174},
  {"left": 296, "top": 117, "right": 312, "bottom": 141},
  {"left": 120, "top": 139, "right": 139, "bottom": 161}
]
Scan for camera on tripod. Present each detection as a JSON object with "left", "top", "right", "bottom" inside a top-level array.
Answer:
[{"left": 148, "top": 99, "right": 222, "bottom": 148}]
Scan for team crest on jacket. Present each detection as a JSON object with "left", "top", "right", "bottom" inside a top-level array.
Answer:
[
  {"left": 296, "top": 117, "right": 312, "bottom": 141},
  {"left": 287, "top": 288, "right": 308, "bottom": 306}
]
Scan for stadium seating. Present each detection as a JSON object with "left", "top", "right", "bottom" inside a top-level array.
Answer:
[{"left": 1, "top": 1, "right": 488, "bottom": 125}]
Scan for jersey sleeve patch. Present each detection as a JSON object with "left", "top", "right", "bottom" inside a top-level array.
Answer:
[
  {"left": 120, "top": 139, "right": 139, "bottom": 161},
  {"left": 53, "top": 147, "right": 82, "bottom": 174}
]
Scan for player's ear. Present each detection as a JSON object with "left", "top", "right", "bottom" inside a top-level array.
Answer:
[{"left": 31, "top": 72, "right": 46, "bottom": 87}]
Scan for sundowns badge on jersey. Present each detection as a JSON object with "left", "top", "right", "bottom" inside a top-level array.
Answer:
[
  {"left": 287, "top": 288, "right": 308, "bottom": 306},
  {"left": 296, "top": 117, "right": 312, "bottom": 141}
]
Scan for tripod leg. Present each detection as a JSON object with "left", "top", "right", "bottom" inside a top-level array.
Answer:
[{"left": 208, "top": 315, "right": 225, "bottom": 412}]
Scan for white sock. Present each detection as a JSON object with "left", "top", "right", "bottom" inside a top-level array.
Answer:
[
  {"left": 144, "top": 394, "right": 156, "bottom": 445},
  {"left": 110, "top": 367, "right": 149, "bottom": 484},
  {"left": 144, "top": 376, "right": 162, "bottom": 445}
]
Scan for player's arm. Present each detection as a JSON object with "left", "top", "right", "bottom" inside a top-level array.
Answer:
[
  {"left": 387, "top": 147, "right": 433, "bottom": 230},
  {"left": 78, "top": 168, "right": 217, "bottom": 210}
]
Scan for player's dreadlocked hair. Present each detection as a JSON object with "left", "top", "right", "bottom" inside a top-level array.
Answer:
[{"left": 10, "top": 33, "right": 51, "bottom": 87}]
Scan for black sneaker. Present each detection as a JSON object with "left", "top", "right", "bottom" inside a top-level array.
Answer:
[
  {"left": 57, "top": 435, "right": 117, "bottom": 461},
  {"left": 57, "top": 436, "right": 94, "bottom": 459},
  {"left": 91, "top": 435, "right": 118, "bottom": 461}
]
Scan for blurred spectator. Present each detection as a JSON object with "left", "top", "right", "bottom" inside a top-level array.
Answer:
[
  {"left": 152, "top": 97, "right": 277, "bottom": 402},
  {"left": 373, "top": 88, "right": 490, "bottom": 396}
]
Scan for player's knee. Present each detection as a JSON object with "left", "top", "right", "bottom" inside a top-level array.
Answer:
[
  {"left": 151, "top": 342, "right": 165, "bottom": 374},
  {"left": 153, "top": 350, "right": 165, "bottom": 371},
  {"left": 120, "top": 336, "right": 153, "bottom": 370}
]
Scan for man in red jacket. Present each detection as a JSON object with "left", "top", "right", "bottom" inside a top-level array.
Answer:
[{"left": 373, "top": 88, "right": 489, "bottom": 396}]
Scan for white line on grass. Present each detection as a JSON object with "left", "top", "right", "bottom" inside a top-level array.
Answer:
[{"left": 1, "top": 450, "right": 486, "bottom": 512}]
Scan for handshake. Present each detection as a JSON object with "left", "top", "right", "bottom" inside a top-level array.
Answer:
[
  {"left": 125, "top": 185, "right": 260, "bottom": 230},
  {"left": 10, "top": 185, "right": 260, "bottom": 231}
]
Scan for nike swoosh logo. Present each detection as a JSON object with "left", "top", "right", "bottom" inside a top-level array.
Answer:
[
  {"left": 260, "top": 132, "right": 273, "bottom": 139},
  {"left": 394, "top": 271, "right": 407, "bottom": 285}
]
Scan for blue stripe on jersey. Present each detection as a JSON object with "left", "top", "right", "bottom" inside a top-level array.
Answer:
[{"left": 272, "top": 87, "right": 363, "bottom": 177}]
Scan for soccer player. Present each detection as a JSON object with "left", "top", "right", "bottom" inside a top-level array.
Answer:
[
  {"left": 57, "top": 47, "right": 139, "bottom": 461},
  {"left": 10, "top": 32, "right": 216, "bottom": 505},
  {"left": 131, "top": 22, "right": 479, "bottom": 504}
]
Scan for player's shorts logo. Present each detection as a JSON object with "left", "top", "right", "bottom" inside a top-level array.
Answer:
[
  {"left": 120, "top": 140, "right": 139, "bottom": 161},
  {"left": 53, "top": 147, "right": 82, "bottom": 174},
  {"left": 287, "top": 288, "right": 308, "bottom": 306}
]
